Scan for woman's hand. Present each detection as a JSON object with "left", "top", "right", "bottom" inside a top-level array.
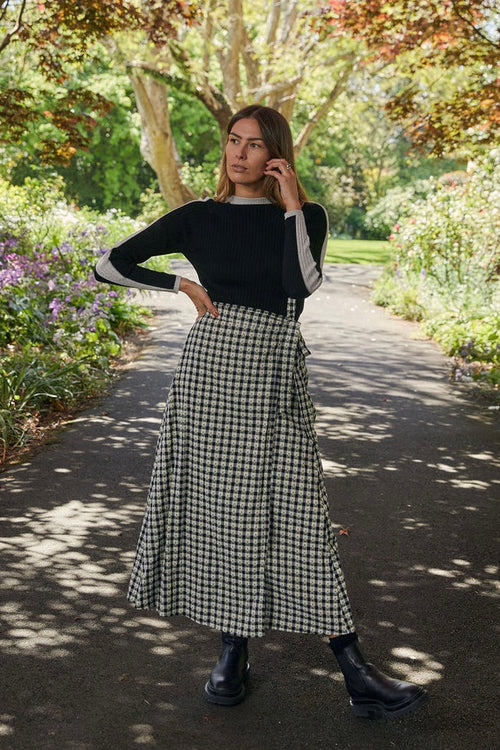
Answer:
[
  {"left": 180, "top": 277, "right": 219, "bottom": 318},
  {"left": 263, "top": 158, "right": 301, "bottom": 212}
]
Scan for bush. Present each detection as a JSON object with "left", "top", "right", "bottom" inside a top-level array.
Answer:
[
  {"left": 373, "top": 150, "right": 500, "bottom": 392},
  {"left": 0, "top": 176, "right": 151, "bottom": 458},
  {"left": 364, "top": 179, "right": 436, "bottom": 240}
]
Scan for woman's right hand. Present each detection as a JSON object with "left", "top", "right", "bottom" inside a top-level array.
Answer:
[{"left": 179, "top": 277, "right": 219, "bottom": 318}]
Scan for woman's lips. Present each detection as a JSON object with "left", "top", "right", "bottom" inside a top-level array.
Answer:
[{"left": 231, "top": 165, "right": 247, "bottom": 172}]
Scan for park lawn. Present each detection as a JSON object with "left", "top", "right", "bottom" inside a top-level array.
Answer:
[{"left": 325, "top": 239, "right": 391, "bottom": 264}]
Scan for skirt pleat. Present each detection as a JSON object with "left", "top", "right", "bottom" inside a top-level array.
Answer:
[{"left": 127, "top": 302, "right": 354, "bottom": 638}]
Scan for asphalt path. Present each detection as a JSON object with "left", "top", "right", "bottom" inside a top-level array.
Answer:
[{"left": 1, "top": 263, "right": 498, "bottom": 750}]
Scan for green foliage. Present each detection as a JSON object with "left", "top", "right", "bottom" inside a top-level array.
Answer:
[
  {"left": 422, "top": 314, "right": 500, "bottom": 365},
  {"left": 0, "top": 0, "right": 141, "bottom": 162},
  {"left": 136, "top": 187, "right": 169, "bottom": 224},
  {"left": 295, "top": 92, "right": 463, "bottom": 238},
  {"left": 371, "top": 271, "right": 425, "bottom": 321},
  {"left": 3, "top": 49, "right": 158, "bottom": 216},
  {"left": 53, "top": 67, "right": 157, "bottom": 215},
  {"left": 0, "top": 175, "right": 151, "bottom": 457},
  {"left": 364, "top": 179, "right": 437, "bottom": 240},
  {"left": 0, "top": 349, "right": 105, "bottom": 457},
  {"left": 169, "top": 90, "right": 221, "bottom": 176},
  {"left": 373, "top": 150, "right": 500, "bottom": 390},
  {"left": 332, "top": 0, "right": 500, "bottom": 156}
]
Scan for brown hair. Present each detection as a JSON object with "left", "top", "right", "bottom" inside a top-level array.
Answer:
[{"left": 214, "top": 104, "right": 308, "bottom": 209}]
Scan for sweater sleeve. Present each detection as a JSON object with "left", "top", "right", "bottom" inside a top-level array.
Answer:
[
  {"left": 281, "top": 202, "right": 329, "bottom": 298},
  {"left": 94, "top": 202, "right": 199, "bottom": 292}
]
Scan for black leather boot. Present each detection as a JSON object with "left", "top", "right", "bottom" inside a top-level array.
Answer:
[
  {"left": 331, "top": 635, "right": 427, "bottom": 719},
  {"left": 204, "top": 632, "right": 250, "bottom": 706}
]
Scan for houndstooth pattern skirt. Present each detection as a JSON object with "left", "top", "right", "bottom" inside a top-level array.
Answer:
[{"left": 127, "top": 301, "right": 354, "bottom": 638}]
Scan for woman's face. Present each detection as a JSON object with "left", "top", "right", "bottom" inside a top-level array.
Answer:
[{"left": 225, "top": 118, "right": 272, "bottom": 196}]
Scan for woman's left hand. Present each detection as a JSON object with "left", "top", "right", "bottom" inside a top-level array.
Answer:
[{"left": 263, "top": 158, "right": 301, "bottom": 212}]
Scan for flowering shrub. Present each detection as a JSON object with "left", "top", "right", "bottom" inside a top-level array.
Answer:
[
  {"left": 0, "top": 176, "right": 152, "bottom": 458},
  {"left": 373, "top": 150, "right": 500, "bottom": 392},
  {"left": 364, "top": 179, "right": 436, "bottom": 240}
]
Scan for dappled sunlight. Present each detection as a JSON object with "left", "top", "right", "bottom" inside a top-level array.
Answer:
[
  {"left": 321, "top": 456, "right": 375, "bottom": 478},
  {"left": 306, "top": 639, "right": 441, "bottom": 689},
  {"left": 130, "top": 724, "right": 156, "bottom": 745},
  {"left": 0, "top": 298, "right": 198, "bottom": 676},
  {"left": 409, "top": 562, "right": 499, "bottom": 598},
  {"left": 308, "top": 666, "right": 345, "bottom": 686},
  {"left": 0, "top": 715, "right": 14, "bottom": 739},
  {"left": 389, "top": 647, "right": 443, "bottom": 686},
  {"left": 0, "top": 491, "right": 203, "bottom": 660}
]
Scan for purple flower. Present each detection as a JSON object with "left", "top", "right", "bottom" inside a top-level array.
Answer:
[{"left": 49, "top": 298, "right": 64, "bottom": 320}]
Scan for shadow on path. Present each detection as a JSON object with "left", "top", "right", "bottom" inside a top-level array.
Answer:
[{"left": 0, "top": 264, "right": 498, "bottom": 750}]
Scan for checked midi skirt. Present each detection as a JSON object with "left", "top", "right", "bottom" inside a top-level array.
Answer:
[{"left": 127, "top": 301, "right": 354, "bottom": 638}]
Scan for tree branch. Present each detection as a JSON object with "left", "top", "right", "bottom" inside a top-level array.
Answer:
[
  {"left": 294, "top": 64, "right": 356, "bottom": 154},
  {"left": 278, "top": 0, "right": 299, "bottom": 44},
  {"left": 451, "top": 0, "right": 500, "bottom": 49},
  {"left": 202, "top": 0, "right": 217, "bottom": 84},
  {"left": 265, "top": 0, "right": 281, "bottom": 45},
  {"left": 0, "top": 0, "right": 28, "bottom": 54},
  {"left": 248, "top": 75, "right": 302, "bottom": 104},
  {"left": 168, "top": 42, "right": 233, "bottom": 129},
  {"left": 219, "top": 0, "right": 244, "bottom": 105},
  {"left": 241, "top": 24, "right": 259, "bottom": 92},
  {"left": 128, "top": 61, "right": 233, "bottom": 134},
  {"left": 0, "top": 1, "right": 11, "bottom": 25}
]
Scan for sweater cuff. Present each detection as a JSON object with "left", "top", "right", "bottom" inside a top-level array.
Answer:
[{"left": 284, "top": 209, "right": 303, "bottom": 220}]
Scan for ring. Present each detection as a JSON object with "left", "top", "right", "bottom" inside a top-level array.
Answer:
[{"left": 286, "top": 163, "right": 292, "bottom": 170}]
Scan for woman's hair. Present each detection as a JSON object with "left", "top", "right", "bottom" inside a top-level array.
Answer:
[{"left": 214, "top": 104, "right": 308, "bottom": 209}]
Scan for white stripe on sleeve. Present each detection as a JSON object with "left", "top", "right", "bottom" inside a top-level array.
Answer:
[
  {"left": 95, "top": 249, "right": 181, "bottom": 293},
  {"left": 284, "top": 208, "right": 328, "bottom": 294}
]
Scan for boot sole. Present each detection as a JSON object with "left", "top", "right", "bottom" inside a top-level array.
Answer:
[
  {"left": 351, "top": 687, "right": 428, "bottom": 720},
  {"left": 204, "top": 664, "right": 250, "bottom": 706}
]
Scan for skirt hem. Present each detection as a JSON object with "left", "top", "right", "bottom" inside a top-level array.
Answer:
[{"left": 127, "top": 600, "right": 356, "bottom": 639}]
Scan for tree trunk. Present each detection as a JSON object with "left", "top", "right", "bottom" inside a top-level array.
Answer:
[
  {"left": 129, "top": 73, "right": 196, "bottom": 208},
  {"left": 219, "top": 0, "right": 244, "bottom": 108}
]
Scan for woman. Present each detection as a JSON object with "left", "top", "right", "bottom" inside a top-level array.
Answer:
[{"left": 95, "top": 104, "right": 427, "bottom": 720}]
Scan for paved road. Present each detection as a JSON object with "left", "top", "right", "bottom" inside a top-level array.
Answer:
[{"left": 1, "top": 263, "right": 498, "bottom": 750}]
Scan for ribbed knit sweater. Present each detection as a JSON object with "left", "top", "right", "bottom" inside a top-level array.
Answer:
[{"left": 94, "top": 196, "right": 329, "bottom": 319}]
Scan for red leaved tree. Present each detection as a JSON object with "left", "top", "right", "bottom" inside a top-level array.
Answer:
[{"left": 327, "top": 0, "right": 500, "bottom": 154}]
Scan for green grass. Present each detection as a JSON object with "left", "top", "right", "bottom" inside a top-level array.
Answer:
[{"left": 325, "top": 239, "right": 391, "bottom": 265}]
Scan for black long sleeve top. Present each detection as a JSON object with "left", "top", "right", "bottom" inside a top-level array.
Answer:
[{"left": 94, "top": 196, "right": 329, "bottom": 319}]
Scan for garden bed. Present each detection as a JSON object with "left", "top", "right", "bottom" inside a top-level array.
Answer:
[
  {"left": 0, "top": 176, "right": 152, "bottom": 465},
  {"left": 372, "top": 151, "right": 499, "bottom": 399}
]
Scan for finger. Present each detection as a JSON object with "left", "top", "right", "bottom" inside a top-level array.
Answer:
[
  {"left": 266, "top": 159, "right": 293, "bottom": 172},
  {"left": 263, "top": 165, "right": 286, "bottom": 180},
  {"left": 200, "top": 291, "right": 219, "bottom": 318},
  {"left": 206, "top": 300, "right": 219, "bottom": 317}
]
